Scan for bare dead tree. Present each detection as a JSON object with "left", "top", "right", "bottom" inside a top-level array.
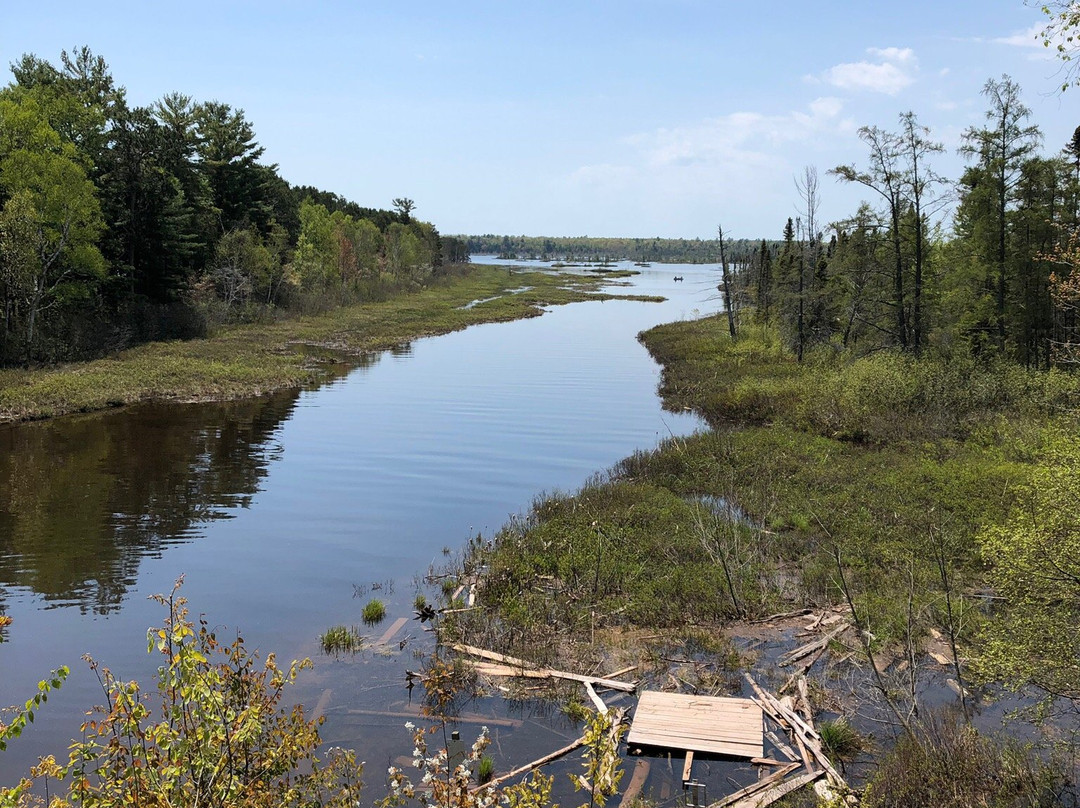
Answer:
[{"left": 718, "top": 222, "right": 737, "bottom": 339}]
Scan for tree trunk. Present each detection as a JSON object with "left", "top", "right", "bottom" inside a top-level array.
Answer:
[{"left": 718, "top": 224, "right": 736, "bottom": 339}]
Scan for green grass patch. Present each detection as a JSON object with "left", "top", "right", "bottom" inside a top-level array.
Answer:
[
  {"left": 361, "top": 598, "right": 387, "bottom": 626},
  {"left": 818, "top": 717, "right": 865, "bottom": 765},
  {"left": 452, "top": 313, "right": 1076, "bottom": 663},
  {"left": 319, "top": 624, "right": 364, "bottom": 655}
]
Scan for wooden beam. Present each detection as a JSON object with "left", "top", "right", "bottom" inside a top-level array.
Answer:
[
  {"left": 750, "top": 758, "right": 786, "bottom": 767},
  {"left": 375, "top": 616, "right": 410, "bottom": 646},
  {"left": 342, "top": 708, "right": 521, "bottom": 728},
  {"left": 585, "top": 681, "right": 608, "bottom": 714},
  {"left": 710, "top": 763, "right": 801, "bottom": 808},
  {"left": 728, "top": 770, "right": 823, "bottom": 808},
  {"left": 450, "top": 644, "right": 637, "bottom": 692},
  {"left": 618, "top": 760, "right": 651, "bottom": 808},
  {"left": 681, "top": 751, "right": 694, "bottom": 783},
  {"left": 477, "top": 736, "right": 586, "bottom": 791},
  {"left": 764, "top": 730, "right": 797, "bottom": 763},
  {"left": 777, "top": 625, "right": 846, "bottom": 667}
]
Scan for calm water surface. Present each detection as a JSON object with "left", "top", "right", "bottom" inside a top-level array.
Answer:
[{"left": 0, "top": 262, "right": 719, "bottom": 791}]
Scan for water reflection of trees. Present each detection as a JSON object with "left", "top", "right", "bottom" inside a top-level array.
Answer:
[{"left": 0, "top": 390, "right": 301, "bottom": 613}]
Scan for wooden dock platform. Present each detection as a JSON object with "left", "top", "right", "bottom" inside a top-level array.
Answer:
[{"left": 626, "top": 691, "right": 763, "bottom": 759}]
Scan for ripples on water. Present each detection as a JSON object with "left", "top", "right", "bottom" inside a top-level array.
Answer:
[{"left": 0, "top": 261, "right": 716, "bottom": 787}]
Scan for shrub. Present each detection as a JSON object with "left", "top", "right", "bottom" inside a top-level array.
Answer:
[
  {"left": 863, "top": 713, "right": 1068, "bottom": 808},
  {"left": 6, "top": 578, "right": 364, "bottom": 807}
]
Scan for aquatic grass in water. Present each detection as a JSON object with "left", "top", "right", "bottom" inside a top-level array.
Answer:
[
  {"left": 362, "top": 598, "right": 386, "bottom": 626},
  {"left": 320, "top": 625, "right": 363, "bottom": 655},
  {"left": 818, "top": 716, "right": 863, "bottom": 765}
]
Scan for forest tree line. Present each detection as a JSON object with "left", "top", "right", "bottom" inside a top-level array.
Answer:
[
  {"left": 464, "top": 233, "right": 761, "bottom": 264},
  {"left": 0, "top": 47, "right": 468, "bottom": 366},
  {"left": 730, "top": 75, "right": 1080, "bottom": 369}
]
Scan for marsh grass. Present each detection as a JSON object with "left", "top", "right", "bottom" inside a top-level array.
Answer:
[
  {"left": 449, "top": 311, "right": 1078, "bottom": 672},
  {"left": 818, "top": 717, "right": 864, "bottom": 767},
  {"left": 361, "top": 598, "right": 387, "bottom": 626},
  {"left": 320, "top": 625, "right": 364, "bottom": 655},
  {"left": 476, "top": 756, "right": 495, "bottom": 785},
  {"left": 0, "top": 266, "right": 656, "bottom": 423},
  {"left": 642, "top": 314, "right": 1080, "bottom": 444}
]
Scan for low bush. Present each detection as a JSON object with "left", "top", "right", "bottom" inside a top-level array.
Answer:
[{"left": 863, "top": 714, "right": 1068, "bottom": 808}]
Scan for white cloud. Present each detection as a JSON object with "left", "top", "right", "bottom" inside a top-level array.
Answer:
[
  {"left": 814, "top": 46, "right": 918, "bottom": 95},
  {"left": 559, "top": 97, "right": 851, "bottom": 235},
  {"left": 991, "top": 22, "right": 1066, "bottom": 61},
  {"left": 993, "top": 23, "right": 1045, "bottom": 50},
  {"left": 622, "top": 96, "right": 847, "bottom": 171},
  {"left": 867, "top": 46, "right": 915, "bottom": 64}
]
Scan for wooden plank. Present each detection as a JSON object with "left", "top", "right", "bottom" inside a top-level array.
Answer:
[
  {"left": 791, "top": 729, "right": 813, "bottom": 771},
  {"left": 555, "top": 670, "right": 637, "bottom": 693},
  {"left": 681, "top": 751, "right": 694, "bottom": 783},
  {"left": 343, "top": 708, "right": 521, "bottom": 728},
  {"left": 627, "top": 691, "right": 763, "bottom": 758},
  {"left": 585, "top": 681, "right": 608, "bottom": 714},
  {"left": 449, "top": 644, "right": 637, "bottom": 692},
  {"left": 375, "top": 616, "right": 409, "bottom": 646},
  {"left": 634, "top": 706, "right": 760, "bottom": 718},
  {"left": 750, "top": 758, "right": 785, "bottom": 767},
  {"left": 744, "top": 679, "right": 820, "bottom": 742},
  {"left": 311, "top": 688, "right": 333, "bottom": 722},
  {"left": 776, "top": 625, "right": 846, "bottom": 667},
  {"left": 632, "top": 709, "right": 760, "bottom": 731},
  {"left": 628, "top": 730, "right": 760, "bottom": 750},
  {"left": 710, "top": 763, "right": 801, "bottom": 808},
  {"left": 450, "top": 643, "right": 535, "bottom": 668},
  {"left": 628, "top": 727, "right": 760, "bottom": 747},
  {"left": 644, "top": 692, "right": 757, "bottom": 708},
  {"left": 630, "top": 725, "right": 764, "bottom": 743},
  {"left": 631, "top": 709, "right": 762, "bottom": 727},
  {"left": 476, "top": 735, "right": 586, "bottom": 791},
  {"left": 764, "top": 730, "right": 797, "bottom": 763},
  {"left": 628, "top": 724, "right": 763, "bottom": 743},
  {"left": 628, "top": 739, "right": 760, "bottom": 758},
  {"left": 729, "top": 770, "right": 823, "bottom": 808},
  {"left": 618, "top": 760, "right": 650, "bottom": 808},
  {"left": 628, "top": 720, "right": 763, "bottom": 741},
  {"left": 796, "top": 677, "right": 812, "bottom": 724}
]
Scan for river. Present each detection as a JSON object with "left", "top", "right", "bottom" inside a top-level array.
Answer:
[{"left": 0, "top": 261, "right": 717, "bottom": 790}]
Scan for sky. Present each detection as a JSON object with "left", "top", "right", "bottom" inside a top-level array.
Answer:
[{"left": 2, "top": 1, "right": 1077, "bottom": 239}]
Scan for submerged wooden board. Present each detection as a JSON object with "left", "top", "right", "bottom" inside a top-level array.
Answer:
[{"left": 627, "top": 691, "right": 763, "bottom": 759}]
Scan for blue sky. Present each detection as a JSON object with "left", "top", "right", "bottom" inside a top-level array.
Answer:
[{"left": 3, "top": 1, "right": 1075, "bottom": 239}]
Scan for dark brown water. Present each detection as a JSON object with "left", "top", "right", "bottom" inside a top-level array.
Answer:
[{"left": 0, "top": 263, "right": 718, "bottom": 793}]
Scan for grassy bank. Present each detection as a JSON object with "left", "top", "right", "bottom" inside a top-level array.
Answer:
[
  {"left": 0, "top": 265, "right": 659, "bottom": 423},
  {"left": 441, "top": 312, "right": 1080, "bottom": 797},
  {"left": 454, "top": 314, "right": 1080, "bottom": 652}
]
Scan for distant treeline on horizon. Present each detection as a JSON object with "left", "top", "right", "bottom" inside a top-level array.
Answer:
[{"left": 461, "top": 234, "right": 767, "bottom": 264}]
